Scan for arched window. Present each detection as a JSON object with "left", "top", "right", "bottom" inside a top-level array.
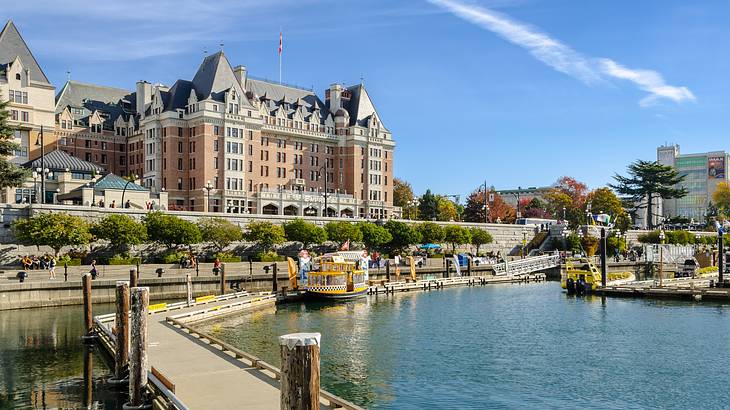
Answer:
[{"left": 15, "top": 73, "right": 21, "bottom": 80}]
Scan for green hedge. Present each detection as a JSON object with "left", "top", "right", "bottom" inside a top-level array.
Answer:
[
  {"left": 214, "top": 252, "right": 241, "bottom": 263},
  {"left": 253, "top": 251, "right": 286, "bottom": 262},
  {"left": 108, "top": 256, "right": 142, "bottom": 265}
]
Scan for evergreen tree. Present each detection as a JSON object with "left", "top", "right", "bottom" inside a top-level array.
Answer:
[
  {"left": 611, "top": 160, "right": 687, "bottom": 229},
  {"left": 418, "top": 189, "right": 439, "bottom": 221},
  {"left": 0, "top": 96, "right": 29, "bottom": 188}
]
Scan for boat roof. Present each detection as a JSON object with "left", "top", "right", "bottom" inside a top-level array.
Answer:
[{"left": 319, "top": 251, "right": 363, "bottom": 262}]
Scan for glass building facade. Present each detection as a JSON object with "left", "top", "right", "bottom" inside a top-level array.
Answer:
[{"left": 657, "top": 145, "right": 729, "bottom": 222}]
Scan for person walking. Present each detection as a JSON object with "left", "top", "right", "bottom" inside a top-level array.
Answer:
[
  {"left": 90, "top": 260, "right": 98, "bottom": 280},
  {"left": 394, "top": 254, "right": 402, "bottom": 279},
  {"left": 48, "top": 256, "right": 56, "bottom": 280}
]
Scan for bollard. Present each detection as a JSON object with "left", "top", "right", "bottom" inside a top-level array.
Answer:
[
  {"left": 445, "top": 258, "right": 451, "bottom": 279},
  {"left": 186, "top": 274, "right": 193, "bottom": 306},
  {"left": 64, "top": 262, "right": 68, "bottom": 282},
  {"left": 114, "top": 281, "right": 130, "bottom": 382},
  {"left": 272, "top": 263, "right": 278, "bottom": 293},
  {"left": 385, "top": 262, "right": 390, "bottom": 282},
  {"left": 128, "top": 287, "right": 149, "bottom": 409},
  {"left": 129, "top": 268, "right": 138, "bottom": 288},
  {"left": 279, "top": 333, "right": 321, "bottom": 410},
  {"left": 196, "top": 263, "right": 200, "bottom": 277},
  {"left": 220, "top": 263, "right": 227, "bottom": 295},
  {"left": 82, "top": 274, "right": 93, "bottom": 340},
  {"left": 600, "top": 228, "right": 607, "bottom": 288},
  {"left": 720, "top": 230, "right": 725, "bottom": 285},
  {"left": 467, "top": 257, "right": 472, "bottom": 277},
  {"left": 83, "top": 345, "right": 93, "bottom": 408}
]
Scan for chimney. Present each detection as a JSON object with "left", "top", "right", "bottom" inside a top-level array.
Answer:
[
  {"left": 233, "top": 65, "right": 247, "bottom": 88},
  {"left": 328, "top": 83, "right": 343, "bottom": 111},
  {"left": 136, "top": 80, "right": 152, "bottom": 117}
]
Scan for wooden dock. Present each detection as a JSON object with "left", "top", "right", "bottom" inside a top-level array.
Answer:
[
  {"left": 94, "top": 291, "right": 362, "bottom": 409},
  {"left": 368, "top": 273, "right": 546, "bottom": 295}
]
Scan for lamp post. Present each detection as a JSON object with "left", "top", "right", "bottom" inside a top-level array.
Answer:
[
  {"left": 480, "top": 180, "right": 489, "bottom": 224},
  {"left": 35, "top": 167, "right": 52, "bottom": 204},
  {"left": 204, "top": 180, "right": 214, "bottom": 213},
  {"left": 121, "top": 174, "right": 139, "bottom": 207},
  {"left": 318, "top": 165, "right": 329, "bottom": 217},
  {"left": 34, "top": 126, "right": 46, "bottom": 204},
  {"left": 658, "top": 229, "right": 666, "bottom": 287},
  {"left": 32, "top": 170, "right": 39, "bottom": 203},
  {"left": 521, "top": 227, "right": 527, "bottom": 259},
  {"left": 562, "top": 206, "right": 566, "bottom": 222}
]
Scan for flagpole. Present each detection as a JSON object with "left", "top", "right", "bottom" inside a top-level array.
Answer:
[{"left": 279, "top": 29, "right": 282, "bottom": 84}]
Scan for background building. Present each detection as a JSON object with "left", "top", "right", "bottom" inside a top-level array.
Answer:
[{"left": 657, "top": 144, "right": 729, "bottom": 223}]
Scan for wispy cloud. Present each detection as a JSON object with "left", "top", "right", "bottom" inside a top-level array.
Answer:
[{"left": 428, "top": 0, "right": 696, "bottom": 107}]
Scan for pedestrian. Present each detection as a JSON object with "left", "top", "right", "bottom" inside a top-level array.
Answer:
[
  {"left": 125, "top": 199, "right": 131, "bottom": 208},
  {"left": 213, "top": 257, "right": 221, "bottom": 275},
  {"left": 32, "top": 255, "right": 40, "bottom": 270},
  {"left": 48, "top": 256, "right": 56, "bottom": 280},
  {"left": 21, "top": 255, "right": 32, "bottom": 270},
  {"left": 110, "top": 200, "right": 116, "bottom": 208},
  {"left": 394, "top": 254, "right": 401, "bottom": 278},
  {"left": 359, "top": 250, "right": 371, "bottom": 282},
  {"left": 189, "top": 252, "right": 197, "bottom": 269},
  {"left": 298, "top": 250, "right": 311, "bottom": 283},
  {"left": 90, "top": 260, "right": 98, "bottom": 280}
]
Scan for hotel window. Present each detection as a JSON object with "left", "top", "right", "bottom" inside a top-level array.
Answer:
[
  {"left": 85, "top": 153, "right": 92, "bottom": 161},
  {"left": 177, "top": 178, "right": 183, "bottom": 190},
  {"left": 10, "top": 110, "right": 17, "bottom": 121},
  {"left": 214, "top": 125, "right": 220, "bottom": 135},
  {"left": 214, "top": 140, "right": 219, "bottom": 151},
  {"left": 214, "top": 157, "right": 218, "bottom": 169},
  {"left": 248, "top": 161, "right": 252, "bottom": 172},
  {"left": 178, "top": 158, "right": 183, "bottom": 170},
  {"left": 21, "top": 111, "right": 28, "bottom": 122}
]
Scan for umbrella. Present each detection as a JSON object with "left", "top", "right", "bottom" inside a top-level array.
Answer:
[{"left": 419, "top": 244, "right": 442, "bottom": 249}]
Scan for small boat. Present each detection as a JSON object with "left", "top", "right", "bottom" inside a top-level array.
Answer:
[
  {"left": 561, "top": 258, "right": 635, "bottom": 295},
  {"left": 287, "top": 251, "right": 368, "bottom": 300}
]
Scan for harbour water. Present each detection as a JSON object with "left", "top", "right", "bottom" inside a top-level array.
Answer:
[
  {"left": 203, "top": 283, "right": 730, "bottom": 409},
  {"left": 3, "top": 283, "right": 730, "bottom": 409}
]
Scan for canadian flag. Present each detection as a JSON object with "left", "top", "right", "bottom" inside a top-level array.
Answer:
[{"left": 278, "top": 31, "right": 283, "bottom": 55}]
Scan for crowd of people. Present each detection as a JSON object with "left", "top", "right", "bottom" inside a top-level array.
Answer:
[{"left": 20, "top": 255, "right": 57, "bottom": 279}]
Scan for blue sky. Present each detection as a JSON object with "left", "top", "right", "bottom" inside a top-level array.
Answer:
[{"left": 4, "top": 0, "right": 729, "bottom": 199}]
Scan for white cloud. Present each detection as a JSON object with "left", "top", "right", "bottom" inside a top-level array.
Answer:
[{"left": 429, "top": 0, "right": 696, "bottom": 106}]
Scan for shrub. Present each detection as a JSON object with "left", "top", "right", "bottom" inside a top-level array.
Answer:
[
  {"left": 108, "top": 253, "right": 142, "bottom": 265},
  {"left": 161, "top": 251, "right": 187, "bottom": 264},
  {"left": 253, "top": 250, "right": 285, "bottom": 262},
  {"left": 58, "top": 254, "right": 81, "bottom": 266},
  {"left": 214, "top": 252, "right": 241, "bottom": 263}
]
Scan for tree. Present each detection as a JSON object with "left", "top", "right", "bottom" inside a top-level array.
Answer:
[
  {"left": 418, "top": 189, "right": 439, "bottom": 221},
  {"left": 244, "top": 221, "right": 285, "bottom": 252},
  {"left": 12, "top": 213, "right": 93, "bottom": 256},
  {"left": 436, "top": 196, "right": 458, "bottom": 221},
  {"left": 611, "top": 160, "right": 687, "bottom": 229},
  {"left": 463, "top": 188, "right": 489, "bottom": 223},
  {"left": 144, "top": 211, "right": 201, "bottom": 249},
  {"left": 358, "top": 222, "right": 392, "bottom": 251},
  {"left": 463, "top": 188, "right": 515, "bottom": 223},
  {"left": 443, "top": 225, "right": 471, "bottom": 253},
  {"left": 469, "top": 228, "right": 493, "bottom": 256},
  {"left": 198, "top": 217, "right": 243, "bottom": 253},
  {"left": 417, "top": 222, "right": 444, "bottom": 244},
  {"left": 586, "top": 188, "right": 623, "bottom": 217},
  {"left": 712, "top": 181, "right": 730, "bottom": 214},
  {"left": 91, "top": 214, "right": 147, "bottom": 253},
  {"left": 384, "top": 220, "right": 421, "bottom": 254},
  {"left": 0, "top": 96, "right": 29, "bottom": 188},
  {"left": 544, "top": 176, "right": 589, "bottom": 227},
  {"left": 523, "top": 197, "right": 552, "bottom": 219},
  {"left": 325, "top": 221, "right": 362, "bottom": 247},
  {"left": 393, "top": 178, "right": 413, "bottom": 207},
  {"left": 283, "top": 219, "right": 327, "bottom": 250}
]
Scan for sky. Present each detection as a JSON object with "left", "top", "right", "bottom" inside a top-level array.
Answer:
[{"left": 4, "top": 0, "right": 730, "bottom": 200}]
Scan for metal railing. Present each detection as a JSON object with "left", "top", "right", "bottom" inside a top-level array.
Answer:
[{"left": 491, "top": 253, "right": 561, "bottom": 275}]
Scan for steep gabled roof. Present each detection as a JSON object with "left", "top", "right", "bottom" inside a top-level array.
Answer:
[
  {"left": 191, "top": 51, "right": 245, "bottom": 102},
  {"left": 25, "top": 149, "right": 105, "bottom": 173},
  {"left": 55, "top": 80, "right": 135, "bottom": 129},
  {"left": 343, "top": 84, "right": 385, "bottom": 128},
  {"left": 247, "top": 78, "right": 328, "bottom": 123},
  {"left": 0, "top": 20, "right": 50, "bottom": 84},
  {"left": 163, "top": 80, "right": 194, "bottom": 112}
]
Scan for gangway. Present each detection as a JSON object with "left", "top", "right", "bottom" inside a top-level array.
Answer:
[{"left": 490, "top": 253, "right": 561, "bottom": 276}]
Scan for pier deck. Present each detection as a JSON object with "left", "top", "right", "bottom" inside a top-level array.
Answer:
[{"left": 96, "top": 292, "right": 357, "bottom": 409}]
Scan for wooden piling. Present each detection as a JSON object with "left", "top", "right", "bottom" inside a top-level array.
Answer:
[
  {"left": 220, "top": 263, "right": 227, "bottom": 295},
  {"left": 186, "top": 274, "right": 193, "bottom": 306},
  {"left": 279, "top": 333, "right": 321, "bottom": 410},
  {"left": 129, "top": 287, "right": 149, "bottom": 408},
  {"left": 83, "top": 345, "right": 93, "bottom": 407},
  {"left": 82, "top": 274, "right": 93, "bottom": 338},
  {"left": 385, "top": 261, "right": 390, "bottom": 282},
  {"left": 467, "top": 257, "right": 472, "bottom": 276},
  {"left": 115, "top": 281, "right": 130, "bottom": 381},
  {"left": 129, "top": 267, "right": 138, "bottom": 288},
  {"left": 272, "top": 263, "right": 278, "bottom": 293}
]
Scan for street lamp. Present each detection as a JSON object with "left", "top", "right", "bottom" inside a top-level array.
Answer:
[
  {"left": 318, "top": 165, "right": 329, "bottom": 217},
  {"left": 35, "top": 167, "right": 52, "bottom": 204},
  {"left": 562, "top": 206, "right": 566, "bottom": 222},
  {"left": 658, "top": 230, "right": 666, "bottom": 286},
  {"left": 521, "top": 227, "right": 527, "bottom": 259},
  {"left": 204, "top": 180, "right": 214, "bottom": 212},
  {"left": 408, "top": 198, "right": 420, "bottom": 220},
  {"left": 34, "top": 125, "right": 46, "bottom": 204},
  {"left": 121, "top": 174, "right": 139, "bottom": 207},
  {"left": 32, "top": 170, "right": 39, "bottom": 203}
]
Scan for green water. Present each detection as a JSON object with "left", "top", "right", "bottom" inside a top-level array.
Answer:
[
  {"left": 0, "top": 304, "right": 126, "bottom": 409},
  {"left": 202, "top": 283, "right": 730, "bottom": 409}
]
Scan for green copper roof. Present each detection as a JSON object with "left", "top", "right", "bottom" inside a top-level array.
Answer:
[{"left": 92, "top": 173, "right": 147, "bottom": 192}]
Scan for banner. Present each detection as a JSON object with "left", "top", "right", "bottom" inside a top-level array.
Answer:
[{"left": 708, "top": 156, "right": 725, "bottom": 179}]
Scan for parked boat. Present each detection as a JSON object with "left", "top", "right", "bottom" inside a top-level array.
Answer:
[
  {"left": 562, "top": 258, "right": 634, "bottom": 295},
  {"left": 287, "top": 251, "right": 368, "bottom": 300}
]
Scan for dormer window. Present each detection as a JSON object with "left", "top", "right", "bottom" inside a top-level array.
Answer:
[
  {"left": 15, "top": 73, "right": 20, "bottom": 80},
  {"left": 91, "top": 123, "right": 102, "bottom": 133}
]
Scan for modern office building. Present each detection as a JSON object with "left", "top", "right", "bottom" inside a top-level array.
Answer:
[
  {"left": 1, "top": 20, "right": 399, "bottom": 218},
  {"left": 657, "top": 144, "right": 730, "bottom": 223}
]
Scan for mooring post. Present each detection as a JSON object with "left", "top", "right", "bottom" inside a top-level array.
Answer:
[
  {"left": 114, "top": 281, "right": 130, "bottom": 382},
  {"left": 129, "top": 267, "right": 138, "bottom": 288},
  {"left": 600, "top": 228, "right": 607, "bottom": 287},
  {"left": 82, "top": 273, "right": 93, "bottom": 340},
  {"left": 83, "top": 345, "right": 93, "bottom": 407},
  {"left": 220, "top": 263, "right": 227, "bottom": 295},
  {"left": 385, "top": 261, "right": 390, "bottom": 282},
  {"left": 64, "top": 262, "right": 68, "bottom": 282},
  {"left": 445, "top": 258, "right": 450, "bottom": 279},
  {"left": 272, "top": 263, "right": 278, "bottom": 293},
  {"left": 279, "top": 333, "right": 321, "bottom": 410},
  {"left": 467, "top": 257, "right": 472, "bottom": 277},
  {"left": 719, "top": 229, "right": 725, "bottom": 285},
  {"left": 186, "top": 273, "right": 193, "bottom": 306},
  {"left": 128, "top": 287, "right": 149, "bottom": 408}
]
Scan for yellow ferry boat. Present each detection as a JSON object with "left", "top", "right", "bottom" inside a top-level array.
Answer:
[
  {"left": 287, "top": 251, "right": 368, "bottom": 300},
  {"left": 562, "top": 258, "right": 634, "bottom": 295}
]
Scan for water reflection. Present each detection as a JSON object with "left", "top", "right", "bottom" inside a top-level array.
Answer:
[{"left": 0, "top": 305, "right": 126, "bottom": 409}]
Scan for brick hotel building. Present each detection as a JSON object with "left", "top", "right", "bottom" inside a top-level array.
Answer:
[{"left": 1, "top": 20, "right": 398, "bottom": 218}]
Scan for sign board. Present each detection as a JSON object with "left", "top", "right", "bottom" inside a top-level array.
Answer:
[
  {"left": 709, "top": 156, "right": 725, "bottom": 179},
  {"left": 488, "top": 193, "right": 494, "bottom": 202}
]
